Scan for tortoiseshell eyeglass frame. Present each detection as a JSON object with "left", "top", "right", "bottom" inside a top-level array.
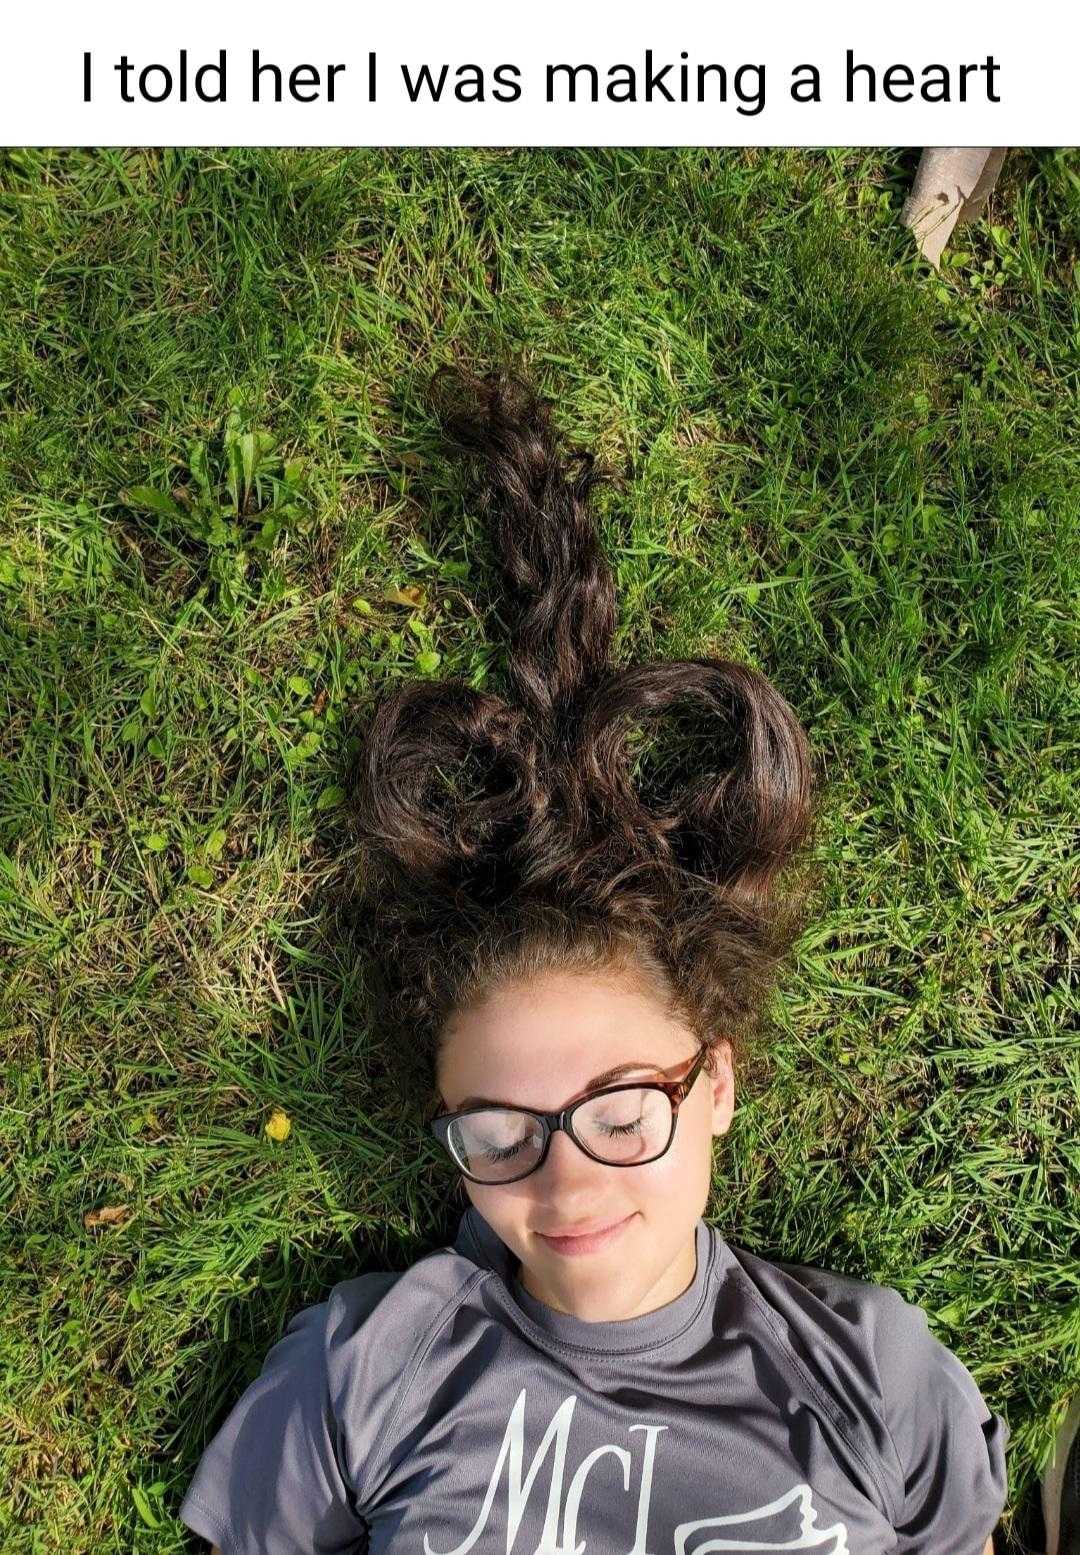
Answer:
[{"left": 427, "top": 1042, "right": 712, "bottom": 1185}]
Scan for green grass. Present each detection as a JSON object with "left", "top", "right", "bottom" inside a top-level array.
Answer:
[{"left": 1, "top": 146, "right": 1078, "bottom": 1554}]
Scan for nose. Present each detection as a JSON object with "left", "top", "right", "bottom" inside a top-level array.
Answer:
[{"left": 538, "top": 1124, "right": 604, "bottom": 1183}]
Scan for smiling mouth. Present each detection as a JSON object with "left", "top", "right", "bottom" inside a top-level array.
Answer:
[
  {"left": 539, "top": 1216, "right": 629, "bottom": 1238},
  {"left": 535, "top": 1213, "right": 637, "bottom": 1252}
]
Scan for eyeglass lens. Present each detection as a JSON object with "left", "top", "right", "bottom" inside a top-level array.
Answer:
[{"left": 447, "top": 1087, "right": 674, "bottom": 1183}]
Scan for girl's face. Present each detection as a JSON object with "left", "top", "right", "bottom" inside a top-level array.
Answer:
[{"left": 435, "top": 968, "right": 735, "bottom": 1322}]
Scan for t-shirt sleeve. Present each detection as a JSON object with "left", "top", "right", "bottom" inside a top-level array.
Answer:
[
  {"left": 178, "top": 1295, "right": 369, "bottom": 1555},
  {"left": 874, "top": 1289, "right": 1010, "bottom": 1555}
]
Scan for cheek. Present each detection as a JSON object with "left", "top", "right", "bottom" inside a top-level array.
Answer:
[
  {"left": 463, "top": 1182, "right": 546, "bottom": 1270},
  {"left": 652, "top": 1096, "right": 714, "bottom": 1184},
  {"left": 465, "top": 1179, "right": 533, "bottom": 1234}
]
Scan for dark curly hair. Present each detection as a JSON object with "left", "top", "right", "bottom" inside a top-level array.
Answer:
[{"left": 350, "top": 365, "right": 822, "bottom": 1110}]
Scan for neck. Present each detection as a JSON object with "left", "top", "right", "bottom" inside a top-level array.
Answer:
[{"left": 513, "top": 1229, "right": 698, "bottom": 1321}]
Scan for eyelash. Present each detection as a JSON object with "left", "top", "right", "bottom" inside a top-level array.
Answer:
[{"left": 482, "top": 1117, "right": 644, "bottom": 1161}]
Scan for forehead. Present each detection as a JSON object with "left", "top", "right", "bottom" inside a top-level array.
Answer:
[{"left": 437, "top": 970, "right": 691, "bottom": 1110}]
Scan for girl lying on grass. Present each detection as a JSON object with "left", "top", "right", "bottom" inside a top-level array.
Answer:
[{"left": 179, "top": 365, "right": 1074, "bottom": 1555}]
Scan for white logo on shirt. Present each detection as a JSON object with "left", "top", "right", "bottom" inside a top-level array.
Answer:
[{"left": 422, "top": 1388, "right": 850, "bottom": 1555}]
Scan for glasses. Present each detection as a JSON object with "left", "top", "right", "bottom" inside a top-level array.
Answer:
[{"left": 428, "top": 1044, "right": 711, "bottom": 1185}]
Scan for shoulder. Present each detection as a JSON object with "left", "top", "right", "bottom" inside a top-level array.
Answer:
[
  {"left": 323, "top": 1244, "right": 491, "bottom": 1367},
  {"left": 719, "top": 1239, "right": 1009, "bottom": 1531},
  {"left": 320, "top": 1246, "right": 492, "bottom": 1502},
  {"left": 179, "top": 1244, "right": 491, "bottom": 1551},
  {"left": 722, "top": 1239, "right": 909, "bottom": 1380},
  {"left": 723, "top": 1239, "right": 980, "bottom": 1422},
  {"left": 732, "top": 1245, "right": 992, "bottom": 1413},
  {"left": 719, "top": 1241, "right": 922, "bottom": 1511}
]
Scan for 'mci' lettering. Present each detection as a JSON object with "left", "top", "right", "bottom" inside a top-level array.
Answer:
[{"left": 422, "top": 1388, "right": 666, "bottom": 1555}]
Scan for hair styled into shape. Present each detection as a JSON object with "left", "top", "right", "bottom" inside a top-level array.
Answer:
[{"left": 351, "top": 366, "right": 821, "bottom": 1105}]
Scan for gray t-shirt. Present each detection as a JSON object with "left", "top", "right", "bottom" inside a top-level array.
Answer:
[{"left": 179, "top": 1207, "right": 1009, "bottom": 1555}]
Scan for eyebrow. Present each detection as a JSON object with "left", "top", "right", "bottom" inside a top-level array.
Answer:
[{"left": 455, "top": 1060, "right": 662, "bottom": 1112}]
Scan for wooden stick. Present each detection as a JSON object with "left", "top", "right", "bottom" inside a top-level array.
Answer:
[{"left": 900, "top": 148, "right": 1009, "bottom": 267}]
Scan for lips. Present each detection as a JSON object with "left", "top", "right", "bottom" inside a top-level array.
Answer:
[
  {"left": 539, "top": 1217, "right": 629, "bottom": 1238},
  {"left": 535, "top": 1213, "right": 637, "bottom": 1254}
]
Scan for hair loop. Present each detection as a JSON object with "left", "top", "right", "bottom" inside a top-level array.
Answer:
[
  {"left": 568, "top": 658, "right": 812, "bottom": 907},
  {"left": 354, "top": 679, "right": 544, "bottom": 901}
]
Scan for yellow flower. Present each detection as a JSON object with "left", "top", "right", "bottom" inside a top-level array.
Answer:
[{"left": 264, "top": 1107, "right": 292, "bottom": 1142}]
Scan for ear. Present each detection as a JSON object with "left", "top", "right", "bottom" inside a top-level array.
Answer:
[{"left": 709, "top": 1040, "right": 735, "bottom": 1137}]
